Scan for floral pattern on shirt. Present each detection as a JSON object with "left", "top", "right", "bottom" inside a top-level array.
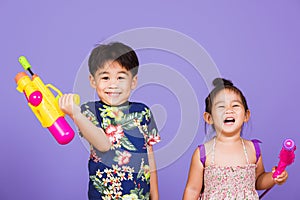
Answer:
[{"left": 80, "top": 101, "right": 160, "bottom": 200}]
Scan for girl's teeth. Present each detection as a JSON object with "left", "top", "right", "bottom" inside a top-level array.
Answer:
[{"left": 224, "top": 118, "right": 235, "bottom": 123}]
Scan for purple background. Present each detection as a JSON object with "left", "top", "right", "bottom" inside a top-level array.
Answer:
[{"left": 1, "top": 1, "right": 299, "bottom": 199}]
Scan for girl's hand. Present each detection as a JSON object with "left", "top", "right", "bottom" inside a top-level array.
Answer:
[
  {"left": 272, "top": 166, "right": 288, "bottom": 185},
  {"left": 58, "top": 93, "right": 81, "bottom": 120}
]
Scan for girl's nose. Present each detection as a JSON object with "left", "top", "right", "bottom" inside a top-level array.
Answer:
[{"left": 225, "top": 109, "right": 234, "bottom": 114}]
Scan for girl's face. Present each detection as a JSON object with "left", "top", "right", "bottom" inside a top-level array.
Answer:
[
  {"left": 89, "top": 61, "right": 138, "bottom": 106},
  {"left": 204, "top": 89, "right": 250, "bottom": 136}
]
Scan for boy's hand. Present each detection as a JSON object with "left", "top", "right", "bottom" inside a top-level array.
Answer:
[
  {"left": 272, "top": 166, "right": 288, "bottom": 185},
  {"left": 59, "top": 94, "right": 81, "bottom": 120}
]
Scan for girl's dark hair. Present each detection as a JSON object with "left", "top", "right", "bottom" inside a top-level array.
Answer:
[
  {"left": 88, "top": 42, "right": 139, "bottom": 76},
  {"left": 204, "top": 78, "right": 249, "bottom": 136}
]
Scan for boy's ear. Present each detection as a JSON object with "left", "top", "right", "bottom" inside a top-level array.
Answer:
[
  {"left": 203, "top": 112, "right": 213, "bottom": 124},
  {"left": 131, "top": 75, "right": 138, "bottom": 90},
  {"left": 244, "top": 109, "right": 251, "bottom": 122},
  {"left": 89, "top": 74, "right": 96, "bottom": 89}
]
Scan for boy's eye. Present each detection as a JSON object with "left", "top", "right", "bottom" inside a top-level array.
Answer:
[
  {"left": 101, "top": 76, "right": 109, "bottom": 80},
  {"left": 217, "top": 105, "right": 225, "bottom": 108},
  {"left": 118, "top": 76, "right": 125, "bottom": 80},
  {"left": 233, "top": 104, "right": 240, "bottom": 107}
]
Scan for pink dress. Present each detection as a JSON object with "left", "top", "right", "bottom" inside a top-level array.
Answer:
[{"left": 200, "top": 138, "right": 259, "bottom": 200}]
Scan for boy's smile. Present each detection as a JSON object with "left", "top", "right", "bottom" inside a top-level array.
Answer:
[
  {"left": 106, "top": 92, "right": 121, "bottom": 97},
  {"left": 90, "top": 61, "right": 137, "bottom": 106}
]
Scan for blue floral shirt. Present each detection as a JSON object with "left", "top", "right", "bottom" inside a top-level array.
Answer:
[{"left": 80, "top": 101, "right": 160, "bottom": 200}]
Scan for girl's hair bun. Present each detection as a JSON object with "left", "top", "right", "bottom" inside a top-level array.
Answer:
[{"left": 212, "top": 78, "right": 233, "bottom": 87}]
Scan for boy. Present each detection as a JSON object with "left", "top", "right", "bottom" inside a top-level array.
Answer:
[{"left": 59, "top": 42, "right": 161, "bottom": 199}]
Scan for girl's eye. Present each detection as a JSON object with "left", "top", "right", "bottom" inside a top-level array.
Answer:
[{"left": 217, "top": 106, "right": 225, "bottom": 109}]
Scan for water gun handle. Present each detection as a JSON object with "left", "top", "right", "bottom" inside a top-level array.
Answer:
[
  {"left": 46, "top": 83, "right": 80, "bottom": 105},
  {"left": 272, "top": 138, "right": 296, "bottom": 178},
  {"left": 273, "top": 161, "right": 288, "bottom": 178}
]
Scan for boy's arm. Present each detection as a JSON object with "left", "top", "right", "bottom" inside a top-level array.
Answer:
[
  {"left": 182, "top": 148, "right": 203, "bottom": 200},
  {"left": 255, "top": 156, "right": 288, "bottom": 190},
  {"left": 59, "top": 94, "right": 111, "bottom": 152},
  {"left": 148, "top": 145, "right": 159, "bottom": 200}
]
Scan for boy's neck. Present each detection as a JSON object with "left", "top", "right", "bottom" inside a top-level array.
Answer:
[{"left": 100, "top": 100, "right": 130, "bottom": 107}]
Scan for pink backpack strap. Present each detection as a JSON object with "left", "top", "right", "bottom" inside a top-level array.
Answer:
[
  {"left": 198, "top": 144, "right": 206, "bottom": 166},
  {"left": 251, "top": 139, "right": 262, "bottom": 163}
]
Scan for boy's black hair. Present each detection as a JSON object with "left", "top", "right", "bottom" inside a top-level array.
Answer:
[{"left": 88, "top": 42, "right": 139, "bottom": 76}]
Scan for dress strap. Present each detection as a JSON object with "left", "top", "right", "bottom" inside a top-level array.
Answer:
[
  {"left": 211, "top": 137, "right": 216, "bottom": 165},
  {"left": 251, "top": 139, "right": 262, "bottom": 163},
  {"left": 241, "top": 138, "right": 250, "bottom": 164},
  {"left": 198, "top": 144, "right": 206, "bottom": 167}
]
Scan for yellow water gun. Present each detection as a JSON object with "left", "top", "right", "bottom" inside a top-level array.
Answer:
[{"left": 15, "top": 56, "right": 79, "bottom": 145}]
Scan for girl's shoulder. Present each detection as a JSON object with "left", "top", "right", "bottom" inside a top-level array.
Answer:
[
  {"left": 202, "top": 138, "right": 214, "bottom": 146},
  {"left": 243, "top": 138, "right": 262, "bottom": 163},
  {"left": 197, "top": 139, "right": 215, "bottom": 166},
  {"left": 243, "top": 138, "right": 262, "bottom": 149},
  {"left": 201, "top": 138, "right": 215, "bottom": 151},
  {"left": 198, "top": 138, "right": 215, "bottom": 154},
  {"left": 243, "top": 138, "right": 262, "bottom": 143}
]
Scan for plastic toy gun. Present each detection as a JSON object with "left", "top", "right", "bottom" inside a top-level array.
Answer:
[
  {"left": 14, "top": 56, "right": 80, "bottom": 145},
  {"left": 272, "top": 138, "right": 296, "bottom": 178},
  {"left": 259, "top": 138, "right": 296, "bottom": 199}
]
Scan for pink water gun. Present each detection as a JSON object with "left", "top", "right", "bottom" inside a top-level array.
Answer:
[
  {"left": 259, "top": 138, "right": 296, "bottom": 199},
  {"left": 272, "top": 138, "right": 296, "bottom": 178}
]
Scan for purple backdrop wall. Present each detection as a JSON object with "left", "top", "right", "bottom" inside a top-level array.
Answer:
[{"left": 1, "top": 1, "right": 299, "bottom": 199}]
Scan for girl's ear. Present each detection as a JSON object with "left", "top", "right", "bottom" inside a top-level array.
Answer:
[
  {"left": 203, "top": 112, "right": 213, "bottom": 124},
  {"left": 131, "top": 75, "right": 138, "bottom": 90},
  {"left": 244, "top": 109, "right": 251, "bottom": 122},
  {"left": 89, "top": 74, "right": 96, "bottom": 89}
]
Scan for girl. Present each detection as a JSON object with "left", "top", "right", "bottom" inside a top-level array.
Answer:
[{"left": 183, "top": 78, "right": 288, "bottom": 200}]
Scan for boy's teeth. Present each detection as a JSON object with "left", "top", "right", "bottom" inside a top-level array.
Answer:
[{"left": 107, "top": 92, "right": 120, "bottom": 96}]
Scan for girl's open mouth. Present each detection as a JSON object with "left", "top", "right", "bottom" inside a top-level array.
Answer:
[{"left": 224, "top": 117, "right": 235, "bottom": 124}]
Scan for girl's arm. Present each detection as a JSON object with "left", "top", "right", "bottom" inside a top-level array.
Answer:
[
  {"left": 59, "top": 94, "right": 111, "bottom": 152},
  {"left": 255, "top": 155, "right": 288, "bottom": 190},
  {"left": 148, "top": 145, "right": 159, "bottom": 200},
  {"left": 182, "top": 148, "right": 204, "bottom": 200}
]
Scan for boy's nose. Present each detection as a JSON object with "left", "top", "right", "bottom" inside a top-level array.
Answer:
[{"left": 108, "top": 78, "right": 118, "bottom": 87}]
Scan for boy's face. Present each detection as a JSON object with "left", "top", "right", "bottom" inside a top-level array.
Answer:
[{"left": 89, "top": 61, "right": 138, "bottom": 106}]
